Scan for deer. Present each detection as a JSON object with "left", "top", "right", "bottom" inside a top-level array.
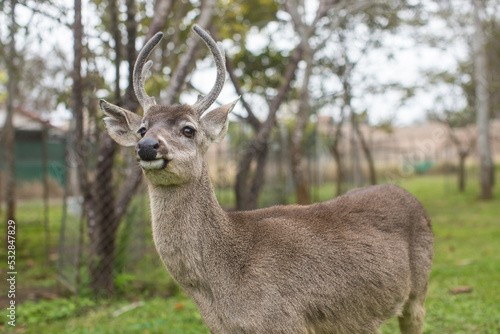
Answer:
[{"left": 99, "top": 25, "right": 434, "bottom": 334}]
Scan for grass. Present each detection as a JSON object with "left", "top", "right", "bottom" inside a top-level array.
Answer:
[
  {"left": 12, "top": 295, "right": 207, "bottom": 334},
  {"left": 380, "top": 176, "right": 500, "bottom": 333},
  {"left": 1, "top": 174, "right": 500, "bottom": 333},
  {"left": 1, "top": 200, "right": 67, "bottom": 291}
]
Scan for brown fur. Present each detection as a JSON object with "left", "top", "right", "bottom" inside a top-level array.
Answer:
[{"left": 100, "top": 100, "right": 434, "bottom": 334}]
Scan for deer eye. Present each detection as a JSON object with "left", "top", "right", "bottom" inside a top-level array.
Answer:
[
  {"left": 137, "top": 127, "right": 147, "bottom": 138},
  {"left": 182, "top": 126, "right": 195, "bottom": 138}
]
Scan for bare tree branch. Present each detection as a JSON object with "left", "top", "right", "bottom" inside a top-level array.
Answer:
[
  {"left": 17, "top": 0, "right": 71, "bottom": 27},
  {"left": 164, "top": 0, "right": 217, "bottom": 105},
  {"left": 224, "top": 55, "right": 261, "bottom": 131},
  {"left": 146, "top": 0, "right": 176, "bottom": 40}
]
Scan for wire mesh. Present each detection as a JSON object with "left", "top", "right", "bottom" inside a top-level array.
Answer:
[{"left": 2, "top": 119, "right": 498, "bottom": 301}]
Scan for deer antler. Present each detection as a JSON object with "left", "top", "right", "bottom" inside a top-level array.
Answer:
[
  {"left": 133, "top": 32, "right": 163, "bottom": 114},
  {"left": 191, "top": 25, "right": 226, "bottom": 116}
]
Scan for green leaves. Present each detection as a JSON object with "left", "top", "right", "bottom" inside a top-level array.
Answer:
[
  {"left": 232, "top": 45, "right": 289, "bottom": 93},
  {"left": 216, "top": 0, "right": 280, "bottom": 39}
]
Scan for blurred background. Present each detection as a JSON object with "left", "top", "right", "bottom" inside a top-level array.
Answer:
[{"left": 1, "top": 0, "right": 499, "bottom": 332}]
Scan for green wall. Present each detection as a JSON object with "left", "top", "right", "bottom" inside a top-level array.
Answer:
[{"left": 0, "top": 129, "right": 67, "bottom": 185}]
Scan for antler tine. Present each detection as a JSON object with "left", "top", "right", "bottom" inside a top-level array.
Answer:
[
  {"left": 133, "top": 32, "right": 164, "bottom": 114},
  {"left": 192, "top": 25, "right": 226, "bottom": 116}
]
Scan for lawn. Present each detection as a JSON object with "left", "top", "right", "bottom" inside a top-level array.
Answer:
[{"left": 1, "top": 174, "right": 499, "bottom": 333}]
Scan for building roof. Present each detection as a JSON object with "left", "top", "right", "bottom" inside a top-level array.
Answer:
[{"left": 0, "top": 106, "right": 65, "bottom": 133}]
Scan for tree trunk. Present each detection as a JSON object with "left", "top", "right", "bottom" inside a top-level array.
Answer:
[
  {"left": 330, "top": 145, "right": 344, "bottom": 197},
  {"left": 110, "top": 0, "right": 121, "bottom": 103},
  {"left": 352, "top": 115, "right": 376, "bottom": 185},
  {"left": 473, "top": 0, "right": 494, "bottom": 199},
  {"left": 458, "top": 152, "right": 467, "bottom": 192},
  {"left": 72, "top": 0, "right": 95, "bottom": 295},
  {"left": 328, "top": 113, "right": 345, "bottom": 197},
  {"left": 290, "top": 52, "right": 313, "bottom": 205},
  {"left": 72, "top": 0, "right": 86, "bottom": 195},
  {"left": 235, "top": 141, "right": 270, "bottom": 210},
  {"left": 82, "top": 0, "right": 122, "bottom": 295},
  {"left": 86, "top": 0, "right": 143, "bottom": 296},
  {"left": 87, "top": 134, "right": 118, "bottom": 295},
  {"left": 163, "top": 0, "right": 217, "bottom": 105},
  {"left": 122, "top": 0, "right": 140, "bottom": 109},
  {"left": 85, "top": 0, "right": 215, "bottom": 295},
  {"left": 5, "top": 0, "right": 17, "bottom": 223},
  {"left": 146, "top": 0, "right": 176, "bottom": 40},
  {"left": 42, "top": 123, "right": 50, "bottom": 264}
]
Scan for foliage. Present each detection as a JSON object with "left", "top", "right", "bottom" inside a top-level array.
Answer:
[
  {"left": 0, "top": 69, "right": 7, "bottom": 103},
  {"left": 217, "top": 0, "right": 279, "bottom": 37},
  {"left": 420, "top": 0, "right": 500, "bottom": 124},
  {"left": 232, "top": 45, "right": 289, "bottom": 94},
  {"left": 217, "top": 0, "right": 286, "bottom": 95},
  {"left": 2, "top": 296, "right": 207, "bottom": 334},
  {"left": 10, "top": 298, "right": 97, "bottom": 326}
]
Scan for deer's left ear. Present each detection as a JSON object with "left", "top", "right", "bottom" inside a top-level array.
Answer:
[
  {"left": 99, "top": 99, "right": 143, "bottom": 147},
  {"left": 200, "top": 98, "right": 239, "bottom": 143}
]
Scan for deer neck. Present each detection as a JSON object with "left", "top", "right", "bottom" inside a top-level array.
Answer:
[{"left": 147, "top": 162, "right": 232, "bottom": 289}]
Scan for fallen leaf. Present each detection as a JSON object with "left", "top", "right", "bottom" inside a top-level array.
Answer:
[{"left": 450, "top": 286, "right": 472, "bottom": 295}]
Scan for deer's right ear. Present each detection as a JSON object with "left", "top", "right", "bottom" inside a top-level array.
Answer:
[
  {"left": 200, "top": 98, "right": 239, "bottom": 143},
  {"left": 99, "top": 99, "right": 143, "bottom": 147}
]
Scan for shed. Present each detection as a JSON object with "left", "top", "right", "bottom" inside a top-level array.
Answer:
[{"left": 0, "top": 106, "right": 67, "bottom": 185}]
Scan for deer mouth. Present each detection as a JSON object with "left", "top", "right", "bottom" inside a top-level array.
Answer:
[{"left": 139, "top": 158, "right": 167, "bottom": 170}]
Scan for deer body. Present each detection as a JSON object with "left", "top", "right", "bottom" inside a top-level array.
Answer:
[
  {"left": 148, "top": 168, "right": 432, "bottom": 334},
  {"left": 100, "top": 26, "right": 433, "bottom": 334}
]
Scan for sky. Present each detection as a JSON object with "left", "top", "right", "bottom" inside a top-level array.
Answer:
[{"left": 1, "top": 0, "right": 471, "bottom": 128}]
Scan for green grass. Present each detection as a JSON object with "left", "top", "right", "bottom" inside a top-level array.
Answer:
[
  {"left": 1, "top": 200, "right": 68, "bottom": 290},
  {"left": 380, "top": 175, "right": 500, "bottom": 333},
  {"left": 11, "top": 295, "right": 207, "bottom": 334},
  {"left": 1, "top": 174, "right": 500, "bottom": 333}
]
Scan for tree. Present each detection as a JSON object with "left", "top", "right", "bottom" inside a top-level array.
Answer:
[
  {"left": 327, "top": 109, "right": 346, "bottom": 196},
  {"left": 424, "top": 64, "right": 478, "bottom": 193},
  {"left": 213, "top": 0, "right": 304, "bottom": 210},
  {"left": 430, "top": 108, "right": 476, "bottom": 192},
  {"left": 285, "top": 0, "right": 341, "bottom": 204},
  {"left": 230, "top": 45, "right": 303, "bottom": 210},
  {"left": 288, "top": 0, "right": 420, "bottom": 200},
  {"left": 425, "top": 0, "right": 497, "bottom": 198},
  {"left": 4, "top": 0, "right": 17, "bottom": 222},
  {"left": 76, "top": 0, "right": 219, "bottom": 295},
  {"left": 82, "top": 0, "right": 131, "bottom": 295},
  {"left": 473, "top": 0, "right": 494, "bottom": 199},
  {"left": 0, "top": 0, "right": 70, "bottom": 244},
  {"left": 447, "top": 118, "right": 476, "bottom": 193}
]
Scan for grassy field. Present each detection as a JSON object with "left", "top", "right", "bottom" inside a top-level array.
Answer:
[{"left": 1, "top": 174, "right": 500, "bottom": 333}]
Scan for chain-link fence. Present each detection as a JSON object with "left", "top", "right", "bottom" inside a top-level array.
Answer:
[{"left": 2, "top": 119, "right": 499, "bottom": 303}]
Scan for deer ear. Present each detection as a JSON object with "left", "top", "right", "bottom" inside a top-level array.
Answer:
[
  {"left": 200, "top": 98, "right": 239, "bottom": 143},
  {"left": 99, "top": 99, "right": 143, "bottom": 147}
]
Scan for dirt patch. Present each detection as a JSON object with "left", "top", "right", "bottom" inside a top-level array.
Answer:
[{"left": 0, "top": 286, "right": 65, "bottom": 309}]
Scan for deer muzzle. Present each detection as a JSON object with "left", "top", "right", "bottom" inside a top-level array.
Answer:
[{"left": 137, "top": 138, "right": 166, "bottom": 170}]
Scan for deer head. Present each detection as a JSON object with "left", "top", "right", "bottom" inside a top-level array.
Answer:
[{"left": 99, "top": 25, "right": 238, "bottom": 186}]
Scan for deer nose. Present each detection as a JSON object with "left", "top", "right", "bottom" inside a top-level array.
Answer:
[{"left": 137, "top": 138, "right": 159, "bottom": 161}]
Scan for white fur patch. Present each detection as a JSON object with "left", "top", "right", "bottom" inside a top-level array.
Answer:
[
  {"left": 157, "top": 135, "right": 169, "bottom": 148},
  {"left": 140, "top": 159, "right": 166, "bottom": 170}
]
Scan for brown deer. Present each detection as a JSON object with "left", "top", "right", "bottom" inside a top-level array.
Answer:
[{"left": 99, "top": 25, "right": 433, "bottom": 334}]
